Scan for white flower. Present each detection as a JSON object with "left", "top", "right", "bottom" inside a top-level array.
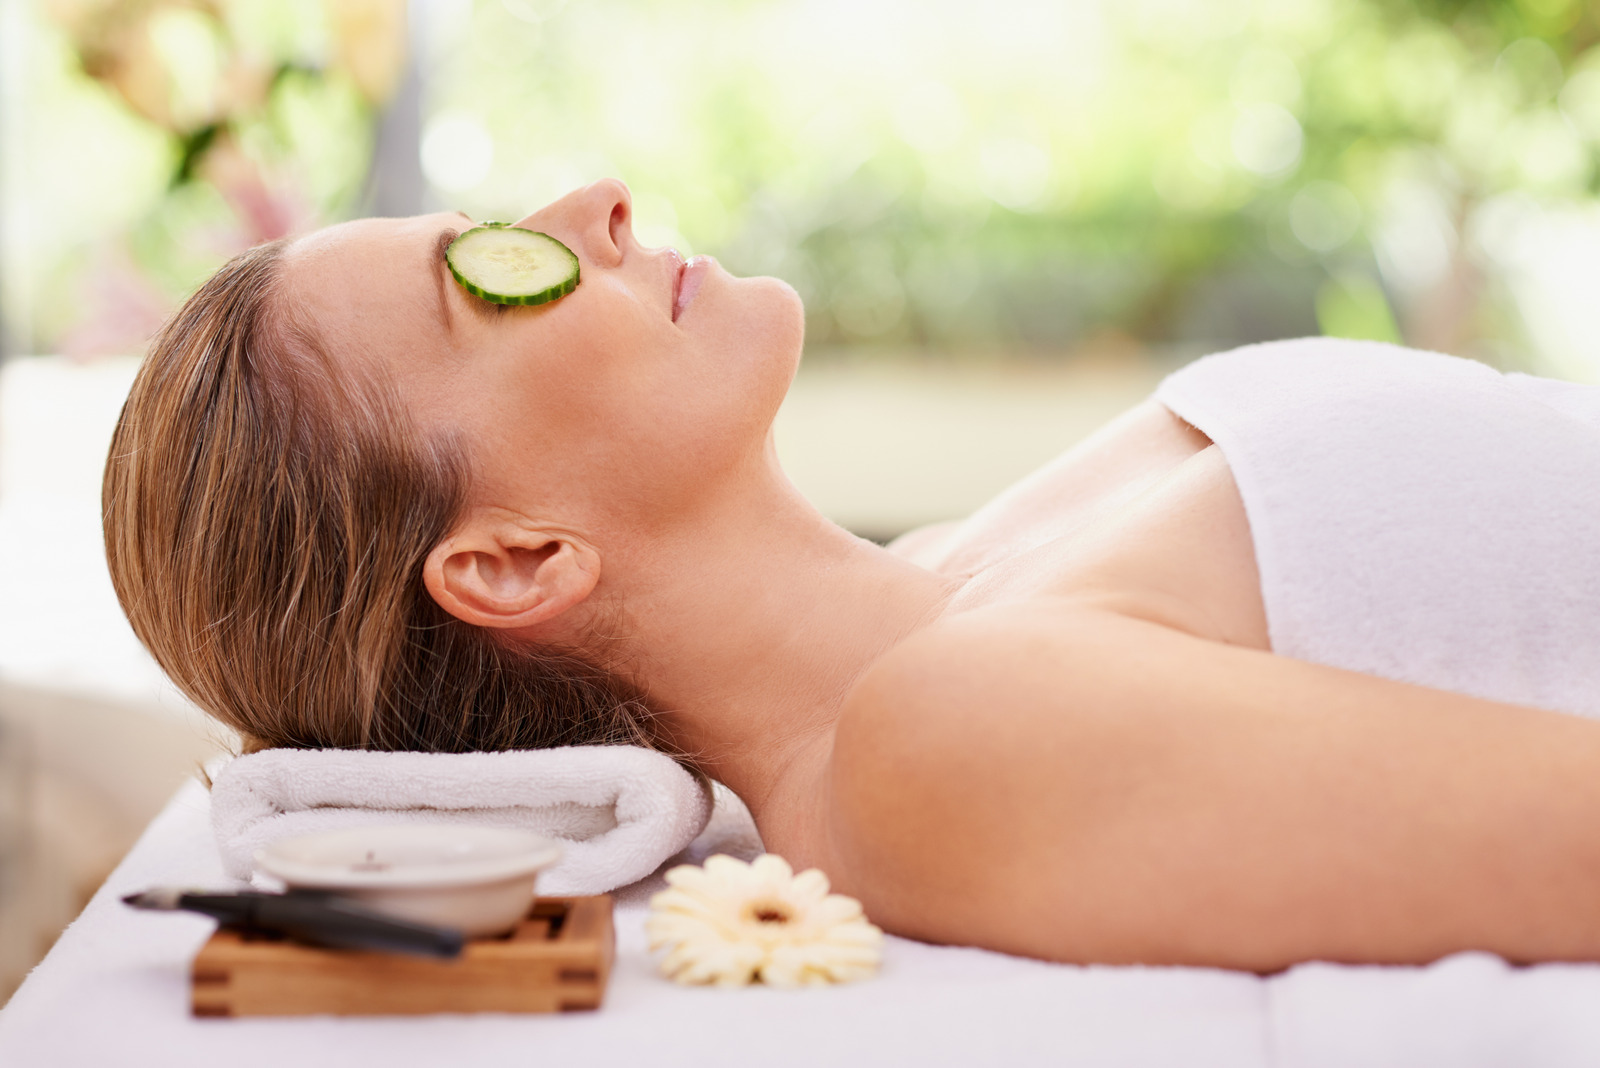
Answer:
[{"left": 645, "top": 854, "right": 884, "bottom": 988}]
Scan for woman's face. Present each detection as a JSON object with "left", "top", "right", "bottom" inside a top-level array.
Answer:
[{"left": 280, "top": 179, "right": 804, "bottom": 530}]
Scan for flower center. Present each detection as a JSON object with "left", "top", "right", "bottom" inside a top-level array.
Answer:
[{"left": 744, "top": 900, "right": 794, "bottom": 925}]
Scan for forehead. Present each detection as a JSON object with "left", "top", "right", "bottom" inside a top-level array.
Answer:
[
  {"left": 284, "top": 213, "right": 450, "bottom": 287},
  {"left": 279, "top": 214, "right": 459, "bottom": 371}
]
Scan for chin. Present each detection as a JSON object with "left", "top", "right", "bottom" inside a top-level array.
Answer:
[
  {"left": 751, "top": 275, "right": 806, "bottom": 376},
  {"left": 691, "top": 274, "right": 802, "bottom": 454}
]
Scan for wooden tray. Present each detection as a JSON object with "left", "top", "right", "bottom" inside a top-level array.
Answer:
[{"left": 191, "top": 895, "right": 613, "bottom": 1017}]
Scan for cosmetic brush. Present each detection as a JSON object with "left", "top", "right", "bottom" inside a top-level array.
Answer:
[{"left": 122, "top": 888, "right": 466, "bottom": 959}]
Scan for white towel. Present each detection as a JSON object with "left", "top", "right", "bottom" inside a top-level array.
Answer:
[
  {"left": 1156, "top": 338, "right": 1600, "bottom": 720},
  {"left": 209, "top": 746, "right": 713, "bottom": 895}
]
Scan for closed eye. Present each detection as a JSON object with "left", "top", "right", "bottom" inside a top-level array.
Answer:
[{"left": 436, "top": 229, "right": 509, "bottom": 319}]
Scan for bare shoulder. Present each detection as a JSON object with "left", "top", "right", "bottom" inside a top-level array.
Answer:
[{"left": 823, "top": 599, "right": 1140, "bottom": 948}]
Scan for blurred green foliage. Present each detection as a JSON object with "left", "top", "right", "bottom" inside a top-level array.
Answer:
[
  {"left": 7, "top": 0, "right": 1600, "bottom": 367},
  {"left": 4, "top": 0, "right": 396, "bottom": 352},
  {"left": 425, "top": 0, "right": 1600, "bottom": 363}
]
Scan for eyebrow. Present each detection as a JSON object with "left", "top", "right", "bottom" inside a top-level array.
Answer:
[
  {"left": 431, "top": 213, "right": 498, "bottom": 335},
  {"left": 431, "top": 228, "right": 457, "bottom": 336}
]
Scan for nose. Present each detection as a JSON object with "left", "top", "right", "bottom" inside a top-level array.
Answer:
[{"left": 514, "top": 179, "right": 633, "bottom": 269}]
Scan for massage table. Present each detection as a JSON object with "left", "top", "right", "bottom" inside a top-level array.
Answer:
[{"left": 4, "top": 780, "right": 1600, "bottom": 1067}]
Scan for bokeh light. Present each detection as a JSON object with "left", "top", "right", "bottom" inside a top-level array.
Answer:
[{"left": 4, "top": 0, "right": 1600, "bottom": 376}]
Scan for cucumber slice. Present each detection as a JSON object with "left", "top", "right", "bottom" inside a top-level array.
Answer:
[{"left": 445, "top": 224, "right": 580, "bottom": 306}]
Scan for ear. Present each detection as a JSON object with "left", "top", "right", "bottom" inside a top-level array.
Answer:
[{"left": 422, "top": 512, "right": 601, "bottom": 632}]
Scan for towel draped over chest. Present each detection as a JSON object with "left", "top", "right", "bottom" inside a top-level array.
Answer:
[{"left": 1155, "top": 338, "right": 1600, "bottom": 720}]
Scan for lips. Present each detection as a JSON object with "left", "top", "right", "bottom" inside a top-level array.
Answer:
[{"left": 673, "top": 255, "right": 712, "bottom": 322}]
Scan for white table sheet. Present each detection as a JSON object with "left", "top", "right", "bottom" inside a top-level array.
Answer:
[{"left": 4, "top": 781, "right": 1600, "bottom": 1068}]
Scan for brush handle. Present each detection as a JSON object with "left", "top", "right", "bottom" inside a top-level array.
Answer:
[{"left": 156, "top": 890, "right": 465, "bottom": 958}]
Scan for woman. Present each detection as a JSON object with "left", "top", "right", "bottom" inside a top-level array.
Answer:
[{"left": 103, "top": 179, "right": 1600, "bottom": 973}]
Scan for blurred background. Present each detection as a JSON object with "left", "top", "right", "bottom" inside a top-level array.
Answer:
[{"left": 3, "top": 0, "right": 1600, "bottom": 1001}]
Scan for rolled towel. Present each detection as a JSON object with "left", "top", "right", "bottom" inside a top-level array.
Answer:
[{"left": 210, "top": 746, "right": 713, "bottom": 895}]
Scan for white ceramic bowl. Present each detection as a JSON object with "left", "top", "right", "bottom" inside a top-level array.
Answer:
[{"left": 254, "top": 825, "right": 563, "bottom": 938}]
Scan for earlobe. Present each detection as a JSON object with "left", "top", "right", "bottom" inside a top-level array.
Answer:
[{"left": 422, "top": 516, "right": 600, "bottom": 632}]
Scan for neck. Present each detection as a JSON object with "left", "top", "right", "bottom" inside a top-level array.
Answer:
[{"left": 595, "top": 442, "right": 954, "bottom": 825}]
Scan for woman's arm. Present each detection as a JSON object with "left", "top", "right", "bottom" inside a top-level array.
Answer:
[{"left": 826, "top": 598, "right": 1600, "bottom": 971}]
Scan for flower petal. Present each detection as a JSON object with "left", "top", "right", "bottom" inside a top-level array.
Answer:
[
  {"left": 749, "top": 853, "right": 794, "bottom": 882},
  {"left": 645, "top": 852, "right": 883, "bottom": 987}
]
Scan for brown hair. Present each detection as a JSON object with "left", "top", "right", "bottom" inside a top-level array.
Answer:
[{"left": 103, "top": 239, "right": 660, "bottom": 755}]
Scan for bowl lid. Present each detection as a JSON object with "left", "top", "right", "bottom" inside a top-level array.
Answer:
[{"left": 254, "top": 824, "right": 563, "bottom": 889}]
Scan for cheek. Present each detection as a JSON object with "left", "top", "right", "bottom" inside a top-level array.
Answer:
[
  {"left": 469, "top": 279, "right": 804, "bottom": 520},
  {"left": 592, "top": 283, "right": 798, "bottom": 506}
]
